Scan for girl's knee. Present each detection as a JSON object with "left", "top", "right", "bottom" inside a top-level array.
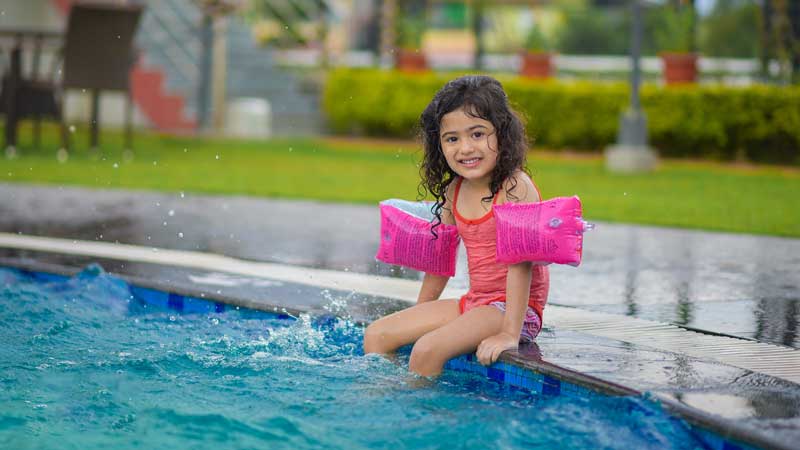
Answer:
[
  {"left": 409, "top": 335, "right": 434, "bottom": 360},
  {"left": 408, "top": 334, "right": 445, "bottom": 376},
  {"left": 363, "top": 321, "right": 392, "bottom": 354}
]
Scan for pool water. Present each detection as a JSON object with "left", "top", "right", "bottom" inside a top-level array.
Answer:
[{"left": 0, "top": 265, "right": 708, "bottom": 449}]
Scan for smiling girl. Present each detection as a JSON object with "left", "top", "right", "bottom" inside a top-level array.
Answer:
[{"left": 363, "top": 75, "right": 549, "bottom": 377}]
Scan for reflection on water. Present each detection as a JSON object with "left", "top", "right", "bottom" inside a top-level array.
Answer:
[
  {"left": 671, "top": 390, "right": 800, "bottom": 420},
  {"left": 623, "top": 228, "right": 640, "bottom": 317},
  {"left": 756, "top": 297, "right": 800, "bottom": 348}
]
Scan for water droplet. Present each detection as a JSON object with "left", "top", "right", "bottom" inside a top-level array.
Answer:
[
  {"left": 112, "top": 163, "right": 119, "bottom": 169},
  {"left": 183, "top": 148, "right": 188, "bottom": 152},
  {"left": 180, "top": 191, "right": 185, "bottom": 198},
  {"left": 288, "top": 147, "right": 293, "bottom": 152},
  {"left": 623, "top": 192, "right": 628, "bottom": 196},
  {"left": 169, "top": 315, "right": 176, "bottom": 322},
  {"left": 153, "top": 160, "right": 158, "bottom": 166},
  {"left": 162, "top": 221, "right": 167, "bottom": 226},
  {"left": 168, "top": 209, "right": 175, "bottom": 216},
  {"left": 178, "top": 232, "right": 184, "bottom": 238},
  {"left": 215, "top": 154, "right": 220, "bottom": 160}
]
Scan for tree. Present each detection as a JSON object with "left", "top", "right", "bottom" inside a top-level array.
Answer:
[
  {"left": 760, "top": 0, "right": 800, "bottom": 83},
  {"left": 699, "top": 0, "right": 759, "bottom": 58},
  {"left": 556, "top": 3, "right": 629, "bottom": 55}
]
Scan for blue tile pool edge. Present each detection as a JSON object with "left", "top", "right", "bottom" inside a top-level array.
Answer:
[{"left": 1, "top": 262, "right": 771, "bottom": 450}]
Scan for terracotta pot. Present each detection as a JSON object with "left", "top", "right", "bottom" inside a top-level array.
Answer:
[
  {"left": 396, "top": 49, "right": 428, "bottom": 73},
  {"left": 661, "top": 52, "right": 699, "bottom": 85},
  {"left": 520, "top": 52, "right": 553, "bottom": 79}
]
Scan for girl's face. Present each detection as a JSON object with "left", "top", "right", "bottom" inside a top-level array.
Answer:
[{"left": 439, "top": 107, "right": 498, "bottom": 186}]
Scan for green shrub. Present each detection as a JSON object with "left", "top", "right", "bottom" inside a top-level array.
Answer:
[{"left": 323, "top": 69, "right": 800, "bottom": 165}]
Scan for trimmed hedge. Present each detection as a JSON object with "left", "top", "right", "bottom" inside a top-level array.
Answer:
[{"left": 322, "top": 69, "right": 800, "bottom": 164}]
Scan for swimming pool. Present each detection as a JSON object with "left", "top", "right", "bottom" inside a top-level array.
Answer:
[{"left": 0, "top": 264, "right": 752, "bottom": 449}]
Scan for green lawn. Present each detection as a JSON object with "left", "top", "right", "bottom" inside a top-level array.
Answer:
[{"left": 2, "top": 122, "right": 799, "bottom": 237}]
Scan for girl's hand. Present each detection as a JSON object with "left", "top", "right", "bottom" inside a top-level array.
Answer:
[{"left": 476, "top": 331, "right": 519, "bottom": 366}]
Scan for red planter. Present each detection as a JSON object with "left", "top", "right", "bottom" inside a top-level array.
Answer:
[
  {"left": 661, "top": 53, "right": 699, "bottom": 85},
  {"left": 520, "top": 52, "right": 554, "bottom": 79},
  {"left": 396, "top": 49, "right": 428, "bottom": 73}
]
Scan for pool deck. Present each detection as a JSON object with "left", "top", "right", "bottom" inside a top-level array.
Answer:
[{"left": 2, "top": 183, "right": 800, "bottom": 449}]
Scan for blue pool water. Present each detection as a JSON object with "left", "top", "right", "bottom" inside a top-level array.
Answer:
[{"left": 0, "top": 265, "right": 710, "bottom": 449}]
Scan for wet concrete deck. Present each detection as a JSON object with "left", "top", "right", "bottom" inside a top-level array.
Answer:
[{"left": 2, "top": 182, "right": 800, "bottom": 449}]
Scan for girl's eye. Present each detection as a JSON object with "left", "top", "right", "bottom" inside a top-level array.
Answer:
[
  {"left": 445, "top": 136, "right": 457, "bottom": 143},
  {"left": 472, "top": 131, "right": 484, "bottom": 139}
]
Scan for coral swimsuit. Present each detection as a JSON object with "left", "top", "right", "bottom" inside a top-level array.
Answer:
[{"left": 452, "top": 178, "right": 550, "bottom": 322}]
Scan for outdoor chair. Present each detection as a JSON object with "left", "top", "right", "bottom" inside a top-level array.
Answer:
[
  {"left": 0, "top": 2, "right": 143, "bottom": 151},
  {"left": 0, "top": 31, "right": 65, "bottom": 150}
]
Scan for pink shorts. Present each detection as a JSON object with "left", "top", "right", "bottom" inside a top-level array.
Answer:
[{"left": 488, "top": 301, "right": 542, "bottom": 343}]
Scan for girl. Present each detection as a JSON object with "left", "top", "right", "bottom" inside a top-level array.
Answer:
[{"left": 364, "top": 75, "right": 549, "bottom": 377}]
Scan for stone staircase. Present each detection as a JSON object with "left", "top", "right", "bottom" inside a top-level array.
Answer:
[
  {"left": 53, "top": 0, "right": 324, "bottom": 135},
  {"left": 136, "top": 0, "right": 323, "bottom": 135}
]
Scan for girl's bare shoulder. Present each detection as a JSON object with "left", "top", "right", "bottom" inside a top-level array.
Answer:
[
  {"left": 499, "top": 170, "right": 540, "bottom": 204},
  {"left": 441, "top": 177, "right": 458, "bottom": 224}
]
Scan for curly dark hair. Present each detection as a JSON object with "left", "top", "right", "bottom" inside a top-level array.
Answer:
[{"left": 417, "top": 75, "right": 530, "bottom": 236}]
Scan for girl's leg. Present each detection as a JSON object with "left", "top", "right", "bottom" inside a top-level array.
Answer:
[
  {"left": 408, "top": 305, "right": 504, "bottom": 377},
  {"left": 363, "top": 299, "right": 460, "bottom": 355}
]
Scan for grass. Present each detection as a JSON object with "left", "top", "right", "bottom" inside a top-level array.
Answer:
[{"left": 2, "top": 121, "right": 799, "bottom": 238}]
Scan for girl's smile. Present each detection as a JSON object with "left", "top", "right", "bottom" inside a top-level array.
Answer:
[
  {"left": 439, "top": 108, "right": 499, "bottom": 185},
  {"left": 458, "top": 157, "right": 482, "bottom": 167}
]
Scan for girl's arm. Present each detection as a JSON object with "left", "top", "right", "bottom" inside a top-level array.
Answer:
[
  {"left": 417, "top": 180, "right": 458, "bottom": 304},
  {"left": 417, "top": 273, "right": 449, "bottom": 304},
  {"left": 498, "top": 261, "right": 532, "bottom": 337},
  {"left": 477, "top": 172, "right": 540, "bottom": 365},
  {"left": 476, "top": 261, "right": 532, "bottom": 365}
]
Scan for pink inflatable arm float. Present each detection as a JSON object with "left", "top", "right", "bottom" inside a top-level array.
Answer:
[
  {"left": 375, "top": 200, "right": 461, "bottom": 277},
  {"left": 494, "top": 196, "right": 593, "bottom": 266}
]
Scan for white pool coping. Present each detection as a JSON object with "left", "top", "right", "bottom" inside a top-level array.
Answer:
[{"left": 2, "top": 231, "right": 799, "bottom": 385}]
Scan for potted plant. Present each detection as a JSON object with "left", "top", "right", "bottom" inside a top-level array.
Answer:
[
  {"left": 395, "top": 14, "right": 428, "bottom": 73},
  {"left": 654, "top": 5, "right": 699, "bottom": 85},
  {"left": 520, "top": 25, "right": 554, "bottom": 79}
]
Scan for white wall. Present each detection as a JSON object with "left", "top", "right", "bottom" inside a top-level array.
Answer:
[{"left": 63, "top": 91, "right": 151, "bottom": 129}]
